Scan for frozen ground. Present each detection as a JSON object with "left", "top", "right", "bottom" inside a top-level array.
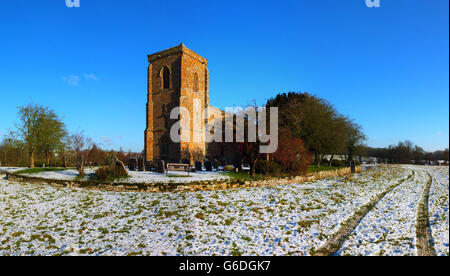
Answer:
[
  {"left": 0, "top": 167, "right": 229, "bottom": 183},
  {"left": 0, "top": 165, "right": 448, "bottom": 256},
  {"left": 0, "top": 168, "right": 23, "bottom": 173},
  {"left": 125, "top": 170, "right": 229, "bottom": 183},
  {"left": 337, "top": 166, "right": 449, "bottom": 256},
  {"left": 428, "top": 166, "right": 449, "bottom": 256},
  {"left": 337, "top": 167, "right": 424, "bottom": 256}
]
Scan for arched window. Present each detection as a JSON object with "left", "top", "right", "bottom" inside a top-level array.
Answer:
[
  {"left": 162, "top": 67, "right": 170, "bottom": 89},
  {"left": 193, "top": 73, "right": 198, "bottom": 92}
]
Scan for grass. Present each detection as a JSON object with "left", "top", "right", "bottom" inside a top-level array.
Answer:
[
  {"left": 307, "top": 165, "right": 342, "bottom": 173},
  {"left": 221, "top": 171, "right": 263, "bottom": 181},
  {"left": 15, "top": 167, "right": 67, "bottom": 174}
]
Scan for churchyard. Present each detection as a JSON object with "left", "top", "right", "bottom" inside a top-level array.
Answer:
[{"left": 0, "top": 165, "right": 447, "bottom": 256}]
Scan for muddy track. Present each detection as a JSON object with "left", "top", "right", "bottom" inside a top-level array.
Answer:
[
  {"left": 415, "top": 173, "right": 435, "bottom": 256},
  {"left": 311, "top": 170, "right": 415, "bottom": 256}
]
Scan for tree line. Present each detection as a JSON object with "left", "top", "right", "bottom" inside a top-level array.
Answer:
[
  {"left": 364, "top": 141, "right": 449, "bottom": 165},
  {"left": 3, "top": 97, "right": 445, "bottom": 178},
  {"left": 226, "top": 92, "right": 367, "bottom": 177},
  {"left": 0, "top": 103, "right": 129, "bottom": 175},
  {"left": 266, "top": 92, "right": 366, "bottom": 166}
]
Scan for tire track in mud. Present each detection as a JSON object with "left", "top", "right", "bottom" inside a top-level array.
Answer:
[
  {"left": 415, "top": 172, "right": 435, "bottom": 256},
  {"left": 311, "top": 169, "right": 415, "bottom": 256}
]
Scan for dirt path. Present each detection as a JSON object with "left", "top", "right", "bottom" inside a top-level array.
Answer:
[
  {"left": 415, "top": 172, "right": 435, "bottom": 256},
  {"left": 312, "top": 170, "right": 415, "bottom": 256}
]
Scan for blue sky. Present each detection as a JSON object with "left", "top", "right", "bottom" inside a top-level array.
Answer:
[{"left": 0, "top": 0, "right": 448, "bottom": 152}]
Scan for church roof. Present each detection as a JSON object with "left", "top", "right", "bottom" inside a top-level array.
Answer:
[{"left": 148, "top": 44, "right": 208, "bottom": 64}]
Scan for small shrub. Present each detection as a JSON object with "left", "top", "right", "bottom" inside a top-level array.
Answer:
[
  {"left": 273, "top": 130, "right": 310, "bottom": 176},
  {"left": 93, "top": 159, "right": 128, "bottom": 182},
  {"left": 93, "top": 166, "right": 109, "bottom": 181},
  {"left": 255, "top": 160, "right": 282, "bottom": 176},
  {"left": 289, "top": 160, "right": 308, "bottom": 175}
]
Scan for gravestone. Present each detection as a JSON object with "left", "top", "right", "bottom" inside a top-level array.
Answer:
[
  {"left": 128, "top": 158, "right": 137, "bottom": 171},
  {"left": 233, "top": 160, "right": 243, "bottom": 172},
  {"left": 205, "top": 161, "right": 212, "bottom": 171},
  {"left": 157, "top": 160, "right": 165, "bottom": 173},
  {"left": 138, "top": 158, "right": 145, "bottom": 172},
  {"left": 145, "top": 161, "right": 153, "bottom": 172},
  {"left": 212, "top": 159, "right": 219, "bottom": 169},
  {"left": 195, "top": 161, "right": 203, "bottom": 172}
]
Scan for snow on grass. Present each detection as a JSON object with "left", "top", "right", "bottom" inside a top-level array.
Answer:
[
  {"left": 124, "top": 170, "right": 229, "bottom": 183},
  {"left": 1, "top": 167, "right": 228, "bottom": 183},
  {"left": 337, "top": 167, "right": 429, "bottom": 256},
  {"left": 0, "top": 166, "right": 411, "bottom": 256},
  {"left": 25, "top": 169, "right": 96, "bottom": 181},
  {"left": 428, "top": 166, "right": 449, "bottom": 256},
  {"left": 0, "top": 167, "right": 23, "bottom": 173},
  {"left": 0, "top": 166, "right": 447, "bottom": 256}
]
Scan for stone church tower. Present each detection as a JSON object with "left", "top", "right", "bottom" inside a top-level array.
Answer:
[{"left": 145, "top": 44, "right": 222, "bottom": 163}]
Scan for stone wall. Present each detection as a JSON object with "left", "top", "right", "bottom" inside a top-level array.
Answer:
[
  {"left": 2, "top": 166, "right": 362, "bottom": 194},
  {"left": 144, "top": 44, "right": 226, "bottom": 164}
]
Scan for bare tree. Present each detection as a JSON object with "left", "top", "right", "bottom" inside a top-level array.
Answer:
[
  {"left": 0, "top": 131, "right": 25, "bottom": 167},
  {"left": 443, "top": 148, "right": 449, "bottom": 163},
  {"left": 344, "top": 120, "right": 366, "bottom": 165},
  {"left": 180, "top": 147, "right": 205, "bottom": 165},
  {"left": 191, "top": 148, "right": 205, "bottom": 163},
  {"left": 326, "top": 115, "right": 349, "bottom": 167},
  {"left": 70, "top": 131, "right": 93, "bottom": 176},
  {"left": 180, "top": 147, "right": 191, "bottom": 164}
]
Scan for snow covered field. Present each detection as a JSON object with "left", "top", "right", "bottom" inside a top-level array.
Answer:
[
  {"left": 338, "top": 168, "right": 426, "bottom": 256},
  {"left": 0, "top": 165, "right": 448, "bottom": 256},
  {"left": 0, "top": 167, "right": 229, "bottom": 183},
  {"left": 428, "top": 167, "right": 449, "bottom": 256}
]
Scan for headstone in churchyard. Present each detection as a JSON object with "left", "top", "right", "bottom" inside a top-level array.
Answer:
[
  {"left": 205, "top": 161, "right": 212, "bottom": 171},
  {"left": 145, "top": 161, "right": 152, "bottom": 171},
  {"left": 213, "top": 159, "right": 219, "bottom": 169},
  {"left": 138, "top": 158, "right": 144, "bottom": 172},
  {"left": 128, "top": 158, "right": 137, "bottom": 171},
  {"left": 233, "top": 160, "right": 243, "bottom": 172},
  {"left": 195, "top": 161, "right": 203, "bottom": 171},
  {"left": 157, "top": 160, "right": 165, "bottom": 174}
]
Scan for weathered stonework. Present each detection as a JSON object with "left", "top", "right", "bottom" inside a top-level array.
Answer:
[{"left": 144, "top": 44, "right": 225, "bottom": 164}]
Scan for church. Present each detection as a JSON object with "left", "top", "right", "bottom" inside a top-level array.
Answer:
[{"left": 144, "top": 44, "right": 231, "bottom": 164}]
